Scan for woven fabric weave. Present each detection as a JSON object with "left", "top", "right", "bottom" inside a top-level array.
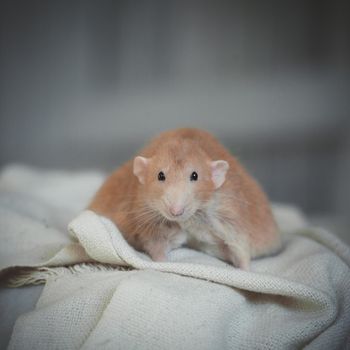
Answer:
[{"left": 1, "top": 165, "right": 349, "bottom": 349}]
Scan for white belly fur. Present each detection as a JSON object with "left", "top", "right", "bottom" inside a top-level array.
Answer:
[{"left": 180, "top": 214, "right": 226, "bottom": 260}]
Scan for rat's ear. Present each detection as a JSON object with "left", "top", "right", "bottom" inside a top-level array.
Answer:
[
  {"left": 210, "top": 160, "right": 229, "bottom": 189},
  {"left": 133, "top": 156, "right": 149, "bottom": 184}
]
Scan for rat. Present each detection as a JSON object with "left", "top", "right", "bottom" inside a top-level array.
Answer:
[{"left": 88, "top": 128, "right": 281, "bottom": 270}]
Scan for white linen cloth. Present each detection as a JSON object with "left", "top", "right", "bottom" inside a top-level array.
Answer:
[{"left": 1, "top": 165, "right": 349, "bottom": 349}]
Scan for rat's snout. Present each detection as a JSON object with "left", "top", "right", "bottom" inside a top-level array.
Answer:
[
  {"left": 169, "top": 205, "right": 185, "bottom": 217},
  {"left": 163, "top": 187, "right": 188, "bottom": 219}
]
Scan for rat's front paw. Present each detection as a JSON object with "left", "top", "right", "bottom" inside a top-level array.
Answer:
[
  {"left": 145, "top": 242, "right": 168, "bottom": 262},
  {"left": 149, "top": 251, "right": 167, "bottom": 262}
]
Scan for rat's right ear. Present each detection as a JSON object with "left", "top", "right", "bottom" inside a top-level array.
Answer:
[
  {"left": 210, "top": 160, "right": 229, "bottom": 189},
  {"left": 133, "top": 156, "right": 149, "bottom": 184}
]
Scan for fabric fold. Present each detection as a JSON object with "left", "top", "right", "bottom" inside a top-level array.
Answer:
[{"left": 1, "top": 165, "right": 350, "bottom": 349}]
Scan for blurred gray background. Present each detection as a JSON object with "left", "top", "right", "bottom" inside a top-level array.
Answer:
[{"left": 1, "top": 0, "right": 350, "bottom": 239}]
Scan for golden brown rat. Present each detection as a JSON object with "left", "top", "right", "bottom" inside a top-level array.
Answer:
[{"left": 89, "top": 128, "right": 281, "bottom": 270}]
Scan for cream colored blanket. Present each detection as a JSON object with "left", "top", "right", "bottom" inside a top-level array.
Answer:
[{"left": 1, "top": 165, "right": 349, "bottom": 349}]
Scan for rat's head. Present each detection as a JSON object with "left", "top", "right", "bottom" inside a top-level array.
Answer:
[{"left": 132, "top": 140, "right": 229, "bottom": 222}]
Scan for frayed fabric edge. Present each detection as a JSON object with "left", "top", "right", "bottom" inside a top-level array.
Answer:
[{"left": 1, "top": 263, "right": 133, "bottom": 288}]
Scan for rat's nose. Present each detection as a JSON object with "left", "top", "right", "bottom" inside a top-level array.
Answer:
[{"left": 169, "top": 205, "right": 185, "bottom": 217}]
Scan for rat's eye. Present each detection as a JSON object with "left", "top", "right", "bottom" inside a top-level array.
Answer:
[
  {"left": 158, "top": 171, "right": 166, "bottom": 181},
  {"left": 190, "top": 171, "right": 198, "bottom": 181}
]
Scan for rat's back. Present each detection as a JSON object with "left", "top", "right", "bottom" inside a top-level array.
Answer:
[{"left": 141, "top": 128, "right": 232, "bottom": 161}]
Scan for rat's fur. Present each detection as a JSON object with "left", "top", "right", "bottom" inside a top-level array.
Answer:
[{"left": 89, "top": 128, "right": 281, "bottom": 270}]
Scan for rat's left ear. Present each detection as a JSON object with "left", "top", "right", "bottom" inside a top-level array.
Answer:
[
  {"left": 210, "top": 160, "right": 229, "bottom": 189},
  {"left": 133, "top": 156, "right": 149, "bottom": 184}
]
